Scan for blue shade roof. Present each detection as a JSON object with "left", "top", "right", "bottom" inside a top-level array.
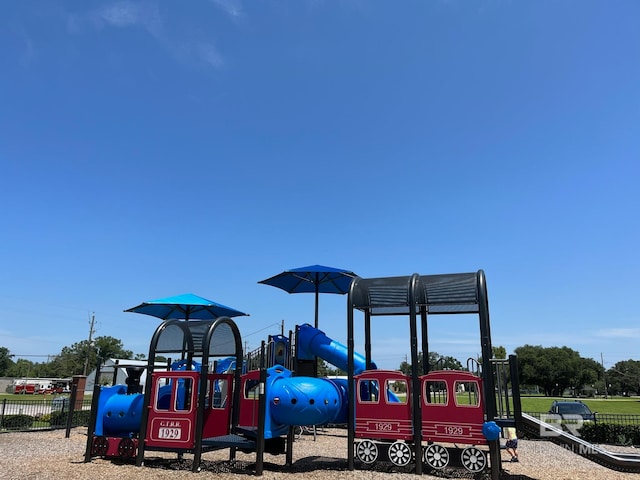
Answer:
[
  {"left": 124, "top": 293, "right": 249, "bottom": 320},
  {"left": 258, "top": 264, "right": 358, "bottom": 295}
]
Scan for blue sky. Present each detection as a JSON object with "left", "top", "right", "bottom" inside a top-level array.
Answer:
[{"left": 1, "top": 0, "right": 639, "bottom": 372}]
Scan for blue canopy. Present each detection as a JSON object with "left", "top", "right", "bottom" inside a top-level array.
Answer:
[
  {"left": 125, "top": 293, "right": 249, "bottom": 320},
  {"left": 258, "top": 264, "right": 357, "bottom": 328}
]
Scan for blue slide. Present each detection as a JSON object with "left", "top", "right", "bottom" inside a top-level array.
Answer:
[{"left": 296, "top": 323, "right": 377, "bottom": 374}]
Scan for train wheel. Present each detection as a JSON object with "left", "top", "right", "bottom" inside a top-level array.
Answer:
[
  {"left": 117, "top": 438, "right": 136, "bottom": 459},
  {"left": 388, "top": 441, "right": 412, "bottom": 467},
  {"left": 355, "top": 440, "right": 378, "bottom": 464},
  {"left": 91, "top": 436, "right": 109, "bottom": 456},
  {"left": 460, "top": 446, "right": 487, "bottom": 472},
  {"left": 424, "top": 444, "right": 449, "bottom": 470}
]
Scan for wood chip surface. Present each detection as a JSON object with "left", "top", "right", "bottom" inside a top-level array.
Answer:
[{"left": 1, "top": 428, "right": 638, "bottom": 480}]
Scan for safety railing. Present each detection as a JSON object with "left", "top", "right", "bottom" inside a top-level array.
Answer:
[
  {"left": 0, "top": 397, "right": 92, "bottom": 432},
  {"left": 525, "top": 411, "right": 640, "bottom": 426}
]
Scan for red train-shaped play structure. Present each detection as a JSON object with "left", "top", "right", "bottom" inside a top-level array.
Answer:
[
  {"left": 83, "top": 270, "right": 521, "bottom": 479},
  {"left": 353, "top": 369, "right": 490, "bottom": 471}
]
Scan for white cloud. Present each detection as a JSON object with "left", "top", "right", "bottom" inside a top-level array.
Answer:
[
  {"left": 598, "top": 328, "right": 640, "bottom": 339},
  {"left": 98, "top": 1, "right": 141, "bottom": 28},
  {"left": 67, "top": 0, "right": 224, "bottom": 70},
  {"left": 196, "top": 42, "right": 224, "bottom": 69},
  {"left": 209, "top": 0, "right": 244, "bottom": 19}
]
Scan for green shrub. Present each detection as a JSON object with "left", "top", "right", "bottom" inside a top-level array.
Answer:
[
  {"left": 580, "top": 423, "right": 640, "bottom": 445},
  {"left": 1, "top": 414, "right": 35, "bottom": 430},
  {"left": 50, "top": 409, "right": 91, "bottom": 428},
  {"left": 73, "top": 410, "right": 91, "bottom": 427}
]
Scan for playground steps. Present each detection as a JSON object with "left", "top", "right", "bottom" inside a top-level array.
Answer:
[{"left": 201, "top": 433, "right": 257, "bottom": 450}]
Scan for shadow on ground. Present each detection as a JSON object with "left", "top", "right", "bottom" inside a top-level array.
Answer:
[{"left": 144, "top": 455, "right": 538, "bottom": 479}]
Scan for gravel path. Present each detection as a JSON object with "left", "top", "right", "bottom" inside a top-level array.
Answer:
[{"left": 1, "top": 428, "right": 638, "bottom": 480}]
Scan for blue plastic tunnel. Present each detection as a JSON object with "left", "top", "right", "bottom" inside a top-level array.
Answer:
[{"left": 264, "top": 365, "right": 345, "bottom": 437}]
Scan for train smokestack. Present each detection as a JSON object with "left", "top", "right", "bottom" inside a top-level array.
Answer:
[{"left": 125, "top": 367, "right": 144, "bottom": 394}]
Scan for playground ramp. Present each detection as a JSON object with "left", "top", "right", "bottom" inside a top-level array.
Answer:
[{"left": 521, "top": 412, "right": 640, "bottom": 473}]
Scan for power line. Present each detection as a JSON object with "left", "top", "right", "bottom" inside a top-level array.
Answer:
[
  {"left": 12, "top": 354, "right": 55, "bottom": 358},
  {"left": 242, "top": 322, "right": 283, "bottom": 339}
]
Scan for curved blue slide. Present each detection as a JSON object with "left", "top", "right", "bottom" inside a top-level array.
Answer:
[
  {"left": 296, "top": 323, "right": 377, "bottom": 374},
  {"left": 263, "top": 324, "right": 378, "bottom": 435}
]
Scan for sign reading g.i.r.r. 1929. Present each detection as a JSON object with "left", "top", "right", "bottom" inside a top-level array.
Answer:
[{"left": 151, "top": 419, "right": 191, "bottom": 442}]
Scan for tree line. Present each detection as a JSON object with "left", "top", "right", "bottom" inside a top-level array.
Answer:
[
  {"left": 515, "top": 344, "right": 640, "bottom": 397},
  {"left": 394, "top": 346, "right": 639, "bottom": 397},
  {"left": 1, "top": 341, "right": 638, "bottom": 397},
  {"left": 0, "top": 337, "right": 135, "bottom": 379}
]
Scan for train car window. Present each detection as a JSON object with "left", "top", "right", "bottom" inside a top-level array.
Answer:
[
  {"left": 244, "top": 378, "right": 260, "bottom": 400},
  {"left": 358, "top": 379, "right": 379, "bottom": 403},
  {"left": 212, "top": 379, "right": 229, "bottom": 408},
  {"left": 205, "top": 377, "right": 212, "bottom": 408},
  {"left": 454, "top": 381, "right": 480, "bottom": 407},
  {"left": 385, "top": 379, "right": 407, "bottom": 404},
  {"left": 176, "top": 378, "right": 193, "bottom": 411},
  {"left": 424, "top": 380, "right": 448, "bottom": 405},
  {"left": 155, "top": 377, "right": 171, "bottom": 411}
]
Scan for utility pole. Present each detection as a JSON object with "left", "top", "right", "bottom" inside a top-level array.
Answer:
[
  {"left": 601, "top": 352, "right": 608, "bottom": 399},
  {"left": 281, "top": 319, "right": 285, "bottom": 336},
  {"left": 83, "top": 312, "right": 96, "bottom": 376}
]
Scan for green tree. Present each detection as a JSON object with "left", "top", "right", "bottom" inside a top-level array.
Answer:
[
  {"left": 570, "top": 357, "right": 603, "bottom": 395},
  {"left": 477, "top": 345, "right": 508, "bottom": 371},
  {"left": 316, "top": 358, "right": 346, "bottom": 377},
  {"left": 492, "top": 346, "right": 507, "bottom": 359},
  {"left": 607, "top": 360, "right": 640, "bottom": 396},
  {"left": 7, "top": 358, "right": 35, "bottom": 377},
  {"left": 398, "top": 352, "right": 463, "bottom": 376},
  {"left": 0, "top": 347, "right": 15, "bottom": 376},
  {"left": 399, "top": 352, "right": 424, "bottom": 375},
  {"left": 94, "top": 336, "right": 133, "bottom": 361},
  {"left": 45, "top": 336, "right": 133, "bottom": 378},
  {"left": 515, "top": 345, "right": 601, "bottom": 396}
]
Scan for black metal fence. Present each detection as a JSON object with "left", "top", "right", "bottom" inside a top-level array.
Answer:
[
  {"left": 526, "top": 411, "right": 640, "bottom": 426},
  {"left": 592, "top": 413, "right": 640, "bottom": 425},
  {"left": 0, "top": 397, "right": 92, "bottom": 432},
  {"left": 3, "top": 402, "right": 639, "bottom": 433}
]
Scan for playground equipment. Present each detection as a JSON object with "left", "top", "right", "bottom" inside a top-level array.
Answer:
[
  {"left": 85, "top": 318, "right": 364, "bottom": 472},
  {"left": 84, "top": 270, "right": 526, "bottom": 478},
  {"left": 346, "top": 271, "right": 518, "bottom": 477}
]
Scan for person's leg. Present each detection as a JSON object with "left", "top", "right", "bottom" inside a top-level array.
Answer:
[
  {"left": 510, "top": 444, "right": 519, "bottom": 461},
  {"left": 506, "top": 442, "right": 518, "bottom": 461}
]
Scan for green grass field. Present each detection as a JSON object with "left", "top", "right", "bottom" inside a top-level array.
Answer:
[
  {"left": 352, "top": 393, "right": 640, "bottom": 415},
  {"left": 2, "top": 393, "right": 638, "bottom": 415},
  {"left": 0, "top": 393, "right": 91, "bottom": 402},
  {"left": 520, "top": 396, "right": 640, "bottom": 415}
]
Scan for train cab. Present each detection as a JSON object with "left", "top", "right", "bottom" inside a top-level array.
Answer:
[
  {"left": 421, "top": 370, "right": 488, "bottom": 472},
  {"left": 354, "top": 370, "right": 414, "bottom": 466}
]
